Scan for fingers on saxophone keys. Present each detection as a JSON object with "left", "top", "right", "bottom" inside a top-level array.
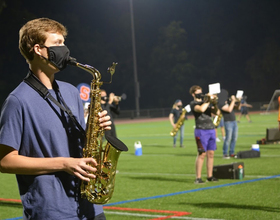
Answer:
[
  {"left": 81, "top": 161, "right": 97, "bottom": 181},
  {"left": 98, "top": 111, "right": 112, "bottom": 129},
  {"left": 87, "top": 172, "right": 96, "bottom": 179},
  {"left": 84, "top": 157, "right": 97, "bottom": 166},
  {"left": 82, "top": 173, "right": 96, "bottom": 182},
  {"left": 76, "top": 169, "right": 96, "bottom": 182},
  {"left": 98, "top": 110, "right": 108, "bottom": 117}
]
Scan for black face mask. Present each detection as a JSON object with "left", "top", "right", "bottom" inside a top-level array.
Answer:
[
  {"left": 177, "top": 105, "right": 182, "bottom": 109},
  {"left": 41, "top": 45, "right": 70, "bottom": 71},
  {"left": 195, "top": 93, "right": 204, "bottom": 99},
  {"left": 101, "top": 96, "right": 108, "bottom": 102}
]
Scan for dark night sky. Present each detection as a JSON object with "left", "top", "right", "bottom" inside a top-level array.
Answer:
[{"left": 1, "top": 0, "right": 280, "bottom": 110}]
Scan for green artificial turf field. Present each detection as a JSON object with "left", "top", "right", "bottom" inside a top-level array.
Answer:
[{"left": 1, "top": 112, "right": 279, "bottom": 220}]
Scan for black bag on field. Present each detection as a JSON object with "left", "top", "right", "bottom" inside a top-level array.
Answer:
[{"left": 236, "top": 150, "right": 260, "bottom": 159}]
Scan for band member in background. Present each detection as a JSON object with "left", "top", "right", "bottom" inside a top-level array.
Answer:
[
  {"left": 189, "top": 85, "right": 218, "bottom": 184},
  {"left": 0, "top": 18, "right": 111, "bottom": 220},
  {"left": 101, "top": 89, "right": 120, "bottom": 138},
  {"left": 218, "top": 89, "right": 238, "bottom": 159},
  {"left": 237, "top": 95, "right": 252, "bottom": 123},
  {"left": 169, "top": 99, "right": 186, "bottom": 148}
]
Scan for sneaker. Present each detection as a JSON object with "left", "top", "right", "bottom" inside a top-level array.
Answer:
[
  {"left": 207, "top": 176, "right": 219, "bottom": 182},
  {"left": 173, "top": 145, "right": 176, "bottom": 148},
  {"left": 216, "top": 137, "right": 221, "bottom": 142},
  {"left": 223, "top": 155, "right": 230, "bottom": 159},
  {"left": 230, "top": 154, "right": 237, "bottom": 158},
  {"left": 180, "top": 145, "right": 185, "bottom": 148},
  {"left": 194, "top": 178, "right": 205, "bottom": 184}
]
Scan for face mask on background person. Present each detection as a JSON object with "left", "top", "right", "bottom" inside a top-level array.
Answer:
[
  {"left": 195, "top": 93, "right": 203, "bottom": 99},
  {"left": 40, "top": 45, "right": 70, "bottom": 71},
  {"left": 101, "top": 96, "right": 108, "bottom": 102}
]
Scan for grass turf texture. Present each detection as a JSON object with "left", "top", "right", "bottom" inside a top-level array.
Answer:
[{"left": 1, "top": 112, "right": 279, "bottom": 220}]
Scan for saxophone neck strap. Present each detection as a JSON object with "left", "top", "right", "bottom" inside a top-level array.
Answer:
[{"left": 23, "top": 71, "right": 86, "bottom": 137}]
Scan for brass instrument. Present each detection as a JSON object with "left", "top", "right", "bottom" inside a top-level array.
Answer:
[
  {"left": 204, "top": 94, "right": 223, "bottom": 127},
  {"left": 170, "top": 105, "right": 189, "bottom": 137},
  {"left": 68, "top": 57, "right": 128, "bottom": 204},
  {"left": 228, "top": 97, "right": 241, "bottom": 110},
  {"left": 212, "top": 105, "right": 222, "bottom": 127},
  {"left": 114, "top": 93, "right": 127, "bottom": 101}
]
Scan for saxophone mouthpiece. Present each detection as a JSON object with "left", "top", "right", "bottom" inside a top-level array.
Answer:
[{"left": 68, "top": 56, "right": 78, "bottom": 66}]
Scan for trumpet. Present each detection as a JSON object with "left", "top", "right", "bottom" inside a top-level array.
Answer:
[
  {"left": 114, "top": 93, "right": 127, "bottom": 101},
  {"left": 201, "top": 94, "right": 223, "bottom": 127},
  {"left": 228, "top": 96, "right": 241, "bottom": 110},
  {"left": 203, "top": 94, "right": 218, "bottom": 105}
]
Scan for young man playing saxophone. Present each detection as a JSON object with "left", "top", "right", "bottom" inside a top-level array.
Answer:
[
  {"left": 169, "top": 99, "right": 186, "bottom": 148},
  {"left": 0, "top": 18, "right": 110, "bottom": 220}
]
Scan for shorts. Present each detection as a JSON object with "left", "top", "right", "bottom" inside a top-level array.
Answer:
[
  {"left": 241, "top": 108, "right": 248, "bottom": 115},
  {"left": 194, "top": 129, "right": 217, "bottom": 152}
]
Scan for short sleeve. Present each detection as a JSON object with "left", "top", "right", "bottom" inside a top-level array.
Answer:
[{"left": 0, "top": 95, "right": 23, "bottom": 150}]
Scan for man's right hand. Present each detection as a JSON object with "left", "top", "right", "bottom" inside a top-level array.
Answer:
[{"left": 64, "top": 157, "right": 97, "bottom": 182}]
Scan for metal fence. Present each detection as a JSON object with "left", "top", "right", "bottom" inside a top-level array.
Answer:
[{"left": 114, "top": 101, "right": 278, "bottom": 119}]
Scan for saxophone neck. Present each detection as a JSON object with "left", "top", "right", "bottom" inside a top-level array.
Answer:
[
  {"left": 68, "top": 56, "right": 101, "bottom": 80},
  {"left": 68, "top": 57, "right": 118, "bottom": 85}
]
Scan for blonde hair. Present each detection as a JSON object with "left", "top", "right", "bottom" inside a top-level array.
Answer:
[{"left": 19, "top": 18, "right": 67, "bottom": 62}]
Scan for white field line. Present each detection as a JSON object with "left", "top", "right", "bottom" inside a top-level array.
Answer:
[
  {"left": 117, "top": 172, "right": 280, "bottom": 179},
  {"left": 122, "top": 131, "right": 266, "bottom": 137},
  {"left": 122, "top": 153, "right": 280, "bottom": 158},
  {"left": 104, "top": 211, "right": 224, "bottom": 220}
]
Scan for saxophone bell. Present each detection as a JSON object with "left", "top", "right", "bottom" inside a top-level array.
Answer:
[
  {"left": 106, "top": 133, "right": 128, "bottom": 151},
  {"left": 82, "top": 133, "right": 128, "bottom": 204}
]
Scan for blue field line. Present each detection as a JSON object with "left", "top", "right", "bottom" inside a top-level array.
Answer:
[
  {"left": 4, "top": 218, "right": 22, "bottom": 220},
  {"left": 104, "top": 174, "right": 280, "bottom": 206},
  {"left": 4, "top": 174, "right": 280, "bottom": 220}
]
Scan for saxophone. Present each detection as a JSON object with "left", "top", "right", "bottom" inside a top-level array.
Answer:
[
  {"left": 212, "top": 104, "right": 222, "bottom": 127},
  {"left": 170, "top": 105, "right": 189, "bottom": 137},
  {"left": 68, "top": 57, "right": 128, "bottom": 204}
]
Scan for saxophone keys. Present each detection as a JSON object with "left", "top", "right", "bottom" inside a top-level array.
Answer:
[{"left": 103, "top": 161, "right": 112, "bottom": 169}]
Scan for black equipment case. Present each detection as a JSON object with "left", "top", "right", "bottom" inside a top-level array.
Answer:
[
  {"left": 213, "top": 162, "right": 244, "bottom": 179},
  {"left": 266, "top": 128, "right": 280, "bottom": 143},
  {"left": 236, "top": 150, "right": 260, "bottom": 159}
]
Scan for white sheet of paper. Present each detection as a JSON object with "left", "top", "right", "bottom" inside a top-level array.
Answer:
[
  {"left": 208, "top": 83, "right": 221, "bottom": 95},
  {"left": 236, "top": 90, "right": 244, "bottom": 99}
]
